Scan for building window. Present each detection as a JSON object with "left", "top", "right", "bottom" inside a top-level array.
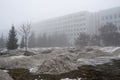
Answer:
[
  {"left": 106, "top": 16, "right": 108, "bottom": 20},
  {"left": 114, "top": 14, "right": 117, "bottom": 19},
  {"left": 119, "top": 26, "right": 120, "bottom": 30},
  {"left": 102, "top": 17, "right": 104, "bottom": 20},
  {"left": 110, "top": 15, "right": 112, "bottom": 19},
  {"left": 119, "top": 14, "right": 120, "bottom": 18}
]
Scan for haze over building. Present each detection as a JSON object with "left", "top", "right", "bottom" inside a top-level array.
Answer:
[{"left": 33, "top": 7, "right": 120, "bottom": 46}]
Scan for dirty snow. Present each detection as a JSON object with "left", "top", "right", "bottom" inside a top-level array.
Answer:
[
  {"left": 29, "top": 67, "right": 38, "bottom": 73},
  {"left": 0, "top": 47, "right": 120, "bottom": 74},
  {"left": 0, "top": 70, "right": 13, "bottom": 80},
  {"left": 99, "top": 47, "right": 120, "bottom": 53},
  {"left": 10, "top": 55, "right": 25, "bottom": 59},
  {"left": 77, "top": 58, "right": 111, "bottom": 66}
]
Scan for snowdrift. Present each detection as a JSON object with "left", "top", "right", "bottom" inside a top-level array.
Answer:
[{"left": 0, "top": 47, "right": 120, "bottom": 75}]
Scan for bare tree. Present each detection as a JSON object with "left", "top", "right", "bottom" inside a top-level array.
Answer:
[
  {"left": 99, "top": 22, "right": 120, "bottom": 46},
  {"left": 19, "top": 23, "right": 31, "bottom": 52},
  {"left": 28, "top": 31, "right": 36, "bottom": 48}
]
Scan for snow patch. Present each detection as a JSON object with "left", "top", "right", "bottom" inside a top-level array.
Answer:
[
  {"left": 10, "top": 55, "right": 25, "bottom": 59},
  {"left": 77, "top": 58, "right": 111, "bottom": 66},
  {"left": 29, "top": 67, "right": 38, "bottom": 73},
  {"left": 2, "top": 70, "right": 9, "bottom": 73},
  {"left": 100, "top": 47, "right": 120, "bottom": 53}
]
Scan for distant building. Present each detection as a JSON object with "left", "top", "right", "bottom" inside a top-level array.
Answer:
[
  {"left": 33, "top": 7, "right": 120, "bottom": 46},
  {"left": 98, "top": 7, "right": 120, "bottom": 32}
]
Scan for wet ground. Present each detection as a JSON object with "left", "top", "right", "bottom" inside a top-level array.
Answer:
[
  {"left": 0, "top": 47, "right": 120, "bottom": 80},
  {"left": 1, "top": 59, "right": 120, "bottom": 80}
]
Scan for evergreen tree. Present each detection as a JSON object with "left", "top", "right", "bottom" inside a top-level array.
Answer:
[
  {"left": 20, "top": 36, "right": 25, "bottom": 48},
  {"left": 7, "top": 25, "right": 18, "bottom": 50},
  {"left": 0, "top": 34, "right": 6, "bottom": 48}
]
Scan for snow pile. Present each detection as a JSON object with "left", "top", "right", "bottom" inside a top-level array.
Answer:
[
  {"left": 0, "top": 47, "right": 120, "bottom": 74},
  {"left": 99, "top": 47, "right": 120, "bottom": 53},
  {"left": 0, "top": 56, "right": 35, "bottom": 69},
  {"left": 37, "top": 58, "right": 77, "bottom": 74},
  {"left": 10, "top": 55, "right": 25, "bottom": 59},
  {"left": 77, "top": 49, "right": 109, "bottom": 59},
  {"left": 77, "top": 58, "right": 111, "bottom": 66},
  {"left": 29, "top": 67, "right": 38, "bottom": 73}
]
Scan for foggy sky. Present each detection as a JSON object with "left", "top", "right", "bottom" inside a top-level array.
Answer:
[{"left": 0, "top": 0, "right": 120, "bottom": 30}]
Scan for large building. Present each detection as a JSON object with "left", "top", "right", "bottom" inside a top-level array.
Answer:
[
  {"left": 33, "top": 7, "right": 120, "bottom": 46},
  {"left": 98, "top": 7, "right": 120, "bottom": 32}
]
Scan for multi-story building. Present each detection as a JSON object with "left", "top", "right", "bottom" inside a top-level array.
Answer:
[
  {"left": 98, "top": 7, "right": 120, "bottom": 32},
  {"left": 33, "top": 7, "right": 120, "bottom": 46}
]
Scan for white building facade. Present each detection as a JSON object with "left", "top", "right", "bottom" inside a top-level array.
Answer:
[
  {"left": 33, "top": 7, "right": 120, "bottom": 46},
  {"left": 98, "top": 7, "right": 120, "bottom": 32}
]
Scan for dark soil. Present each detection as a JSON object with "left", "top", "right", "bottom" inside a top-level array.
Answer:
[{"left": 1, "top": 59, "right": 120, "bottom": 80}]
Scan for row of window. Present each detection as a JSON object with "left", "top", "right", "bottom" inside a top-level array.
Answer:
[
  {"left": 59, "top": 26, "right": 82, "bottom": 30},
  {"left": 54, "top": 27, "right": 86, "bottom": 34},
  {"left": 101, "top": 21, "right": 120, "bottom": 27},
  {"left": 43, "top": 18, "right": 86, "bottom": 26},
  {"left": 102, "top": 13, "right": 120, "bottom": 20},
  {"left": 54, "top": 23, "right": 86, "bottom": 29}
]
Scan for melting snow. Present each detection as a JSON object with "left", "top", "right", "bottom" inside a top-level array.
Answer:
[
  {"left": 29, "top": 67, "right": 38, "bottom": 73},
  {"left": 2, "top": 70, "right": 9, "bottom": 73},
  {"left": 10, "top": 55, "right": 25, "bottom": 59},
  {"left": 100, "top": 47, "right": 120, "bottom": 53},
  {"left": 77, "top": 58, "right": 111, "bottom": 66}
]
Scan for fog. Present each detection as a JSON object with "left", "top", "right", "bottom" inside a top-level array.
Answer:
[
  {"left": 0, "top": 0, "right": 120, "bottom": 30},
  {"left": 1, "top": 1, "right": 120, "bottom": 79}
]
